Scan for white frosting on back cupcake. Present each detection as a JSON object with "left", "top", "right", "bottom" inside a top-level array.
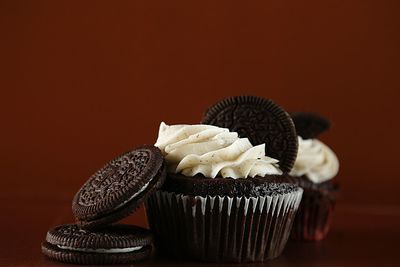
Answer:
[
  {"left": 155, "top": 122, "right": 282, "bottom": 178},
  {"left": 290, "top": 136, "right": 339, "bottom": 183}
]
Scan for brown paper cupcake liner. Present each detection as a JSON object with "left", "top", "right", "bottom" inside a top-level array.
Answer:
[
  {"left": 145, "top": 188, "right": 303, "bottom": 262},
  {"left": 290, "top": 188, "right": 336, "bottom": 241}
]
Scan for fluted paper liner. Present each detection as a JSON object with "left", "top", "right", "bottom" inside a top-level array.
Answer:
[
  {"left": 145, "top": 188, "right": 303, "bottom": 262},
  {"left": 290, "top": 188, "right": 336, "bottom": 241}
]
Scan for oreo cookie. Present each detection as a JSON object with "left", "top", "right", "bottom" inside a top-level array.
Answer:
[
  {"left": 42, "top": 224, "right": 152, "bottom": 264},
  {"left": 73, "top": 145, "right": 166, "bottom": 229},
  {"left": 291, "top": 112, "right": 331, "bottom": 139},
  {"left": 202, "top": 96, "right": 298, "bottom": 172}
]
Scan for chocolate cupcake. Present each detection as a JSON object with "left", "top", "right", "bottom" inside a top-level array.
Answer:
[
  {"left": 288, "top": 113, "right": 340, "bottom": 241},
  {"left": 145, "top": 121, "right": 303, "bottom": 262}
]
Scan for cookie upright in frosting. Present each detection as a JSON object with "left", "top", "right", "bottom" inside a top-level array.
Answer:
[
  {"left": 72, "top": 145, "right": 166, "bottom": 229},
  {"left": 201, "top": 96, "right": 298, "bottom": 173},
  {"left": 291, "top": 112, "right": 331, "bottom": 139}
]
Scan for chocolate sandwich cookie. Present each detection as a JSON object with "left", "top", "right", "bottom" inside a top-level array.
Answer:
[
  {"left": 42, "top": 224, "right": 152, "bottom": 264},
  {"left": 291, "top": 112, "right": 331, "bottom": 139},
  {"left": 73, "top": 145, "right": 166, "bottom": 229},
  {"left": 202, "top": 96, "right": 298, "bottom": 172}
]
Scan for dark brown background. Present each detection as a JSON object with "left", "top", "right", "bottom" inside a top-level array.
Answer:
[{"left": 0, "top": 0, "right": 399, "bottom": 266}]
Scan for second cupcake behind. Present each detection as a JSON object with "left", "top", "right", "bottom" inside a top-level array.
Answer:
[{"left": 289, "top": 112, "right": 340, "bottom": 241}]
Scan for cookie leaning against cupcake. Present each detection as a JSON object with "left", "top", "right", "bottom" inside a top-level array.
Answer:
[
  {"left": 145, "top": 97, "right": 303, "bottom": 263},
  {"left": 288, "top": 112, "right": 340, "bottom": 241},
  {"left": 42, "top": 145, "right": 167, "bottom": 265}
]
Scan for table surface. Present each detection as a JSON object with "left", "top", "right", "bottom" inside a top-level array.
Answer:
[{"left": 1, "top": 196, "right": 399, "bottom": 267}]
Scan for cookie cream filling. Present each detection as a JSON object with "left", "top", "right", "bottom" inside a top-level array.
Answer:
[
  {"left": 114, "top": 179, "right": 152, "bottom": 210},
  {"left": 155, "top": 122, "right": 282, "bottom": 178},
  {"left": 57, "top": 245, "right": 143, "bottom": 253},
  {"left": 290, "top": 136, "right": 339, "bottom": 183}
]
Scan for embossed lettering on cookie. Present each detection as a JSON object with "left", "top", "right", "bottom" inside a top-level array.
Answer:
[
  {"left": 72, "top": 145, "right": 166, "bottom": 229},
  {"left": 202, "top": 96, "right": 298, "bottom": 173},
  {"left": 41, "top": 224, "right": 153, "bottom": 264}
]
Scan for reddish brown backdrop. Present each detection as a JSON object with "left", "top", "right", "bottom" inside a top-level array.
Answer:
[{"left": 0, "top": 0, "right": 399, "bottom": 265}]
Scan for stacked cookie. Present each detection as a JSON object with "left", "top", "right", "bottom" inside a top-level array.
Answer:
[
  {"left": 42, "top": 96, "right": 339, "bottom": 264},
  {"left": 42, "top": 146, "right": 167, "bottom": 264}
]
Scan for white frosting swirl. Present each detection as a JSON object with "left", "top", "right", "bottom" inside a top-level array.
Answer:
[
  {"left": 290, "top": 136, "right": 339, "bottom": 183},
  {"left": 155, "top": 122, "right": 282, "bottom": 178}
]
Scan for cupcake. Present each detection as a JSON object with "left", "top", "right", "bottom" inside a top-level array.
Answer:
[
  {"left": 145, "top": 97, "right": 303, "bottom": 262},
  {"left": 288, "top": 112, "right": 340, "bottom": 241}
]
